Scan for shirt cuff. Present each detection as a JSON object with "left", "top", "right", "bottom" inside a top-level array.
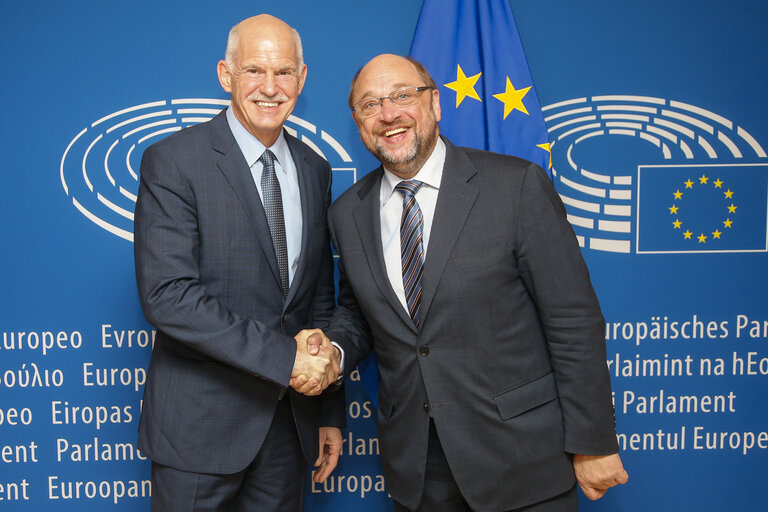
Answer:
[{"left": 331, "top": 341, "right": 345, "bottom": 383}]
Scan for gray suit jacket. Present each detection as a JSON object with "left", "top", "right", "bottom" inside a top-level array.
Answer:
[
  {"left": 134, "top": 111, "right": 344, "bottom": 474},
  {"left": 327, "top": 138, "right": 617, "bottom": 511}
]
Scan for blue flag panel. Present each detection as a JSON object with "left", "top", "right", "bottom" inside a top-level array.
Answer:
[
  {"left": 409, "top": 0, "right": 551, "bottom": 173},
  {"left": 637, "top": 165, "right": 768, "bottom": 253}
]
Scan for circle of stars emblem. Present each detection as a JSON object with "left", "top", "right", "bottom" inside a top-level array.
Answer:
[{"left": 669, "top": 173, "right": 737, "bottom": 244}]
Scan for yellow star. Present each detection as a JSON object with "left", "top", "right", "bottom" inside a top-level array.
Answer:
[
  {"left": 713, "top": 179, "right": 723, "bottom": 188},
  {"left": 673, "top": 219, "right": 682, "bottom": 229},
  {"left": 698, "top": 233, "right": 707, "bottom": 243},
  {"left": 537, "top": 142, "right": 553, "bottom": 169},
  {"left": 673, "top": 190, "right": 683, "bottom": 200},
  {"left": 444, "top": 64, "right": 482, "bottom": 108},
  {"left": 683, "top": 230, "right": 693, "bottom": 239},
  {"left": 728, "top": 203, "right": 738, "bottom": 213},
  {"left": 699, "top": 174, "right": 709, "bottom": 185},
  {"left": 684, "top": 179, "right": 694, "bottom": 189},
  {"left": 724, "top": 189, "right": 734, "bottom": 199},
  {"left": 724, "top": 218, "right": 733, "bottom": 228},
  {"left": 669, "top": 204, "right": 679, "bottom": 214},
  {"left": 712, "top": 229, "right": 722, "bottom": 239},
  {"left": 493, "top": 77, "right": 531, "bottom": 119}
]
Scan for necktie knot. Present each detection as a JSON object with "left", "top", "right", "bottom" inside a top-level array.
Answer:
[
  {"left": 395, "top": 180, "right": 423, "bottom": 199},
  {"left": 259, "top": 149, "right": 276, "bottom": 170}
]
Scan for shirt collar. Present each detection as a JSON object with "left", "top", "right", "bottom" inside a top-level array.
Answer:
[
  {"left": 380, "top": 137, "right": 446, "bottom": 206},
  {"left": 226, "top": 106, "right": 290, "bottom": 173}
]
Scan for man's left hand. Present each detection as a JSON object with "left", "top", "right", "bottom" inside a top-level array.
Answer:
[
  {"left": 313, "top": 427, "right": 343, "bottom": 483},
  {"left": 572, "top": 453, "right": 628, "bottom": 500}
]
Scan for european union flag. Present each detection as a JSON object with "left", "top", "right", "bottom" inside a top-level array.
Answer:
[
  {"left": 409, "top": 0, "right": 551, "bottom": 174},
  {"left": 636, "top": 164, "right": 768, "bottom": 253}
]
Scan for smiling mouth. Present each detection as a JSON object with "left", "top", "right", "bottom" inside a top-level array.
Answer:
[
  {"left": 256, "top": 101, "right": 280, "bottom": 108},
  {"left": 384, "top": 127, "right": 408, "bottom": 137}
]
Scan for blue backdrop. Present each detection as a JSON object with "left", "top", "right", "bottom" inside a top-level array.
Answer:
[{"left": 1, "top": 1, "right": 766, "bottom": 511}]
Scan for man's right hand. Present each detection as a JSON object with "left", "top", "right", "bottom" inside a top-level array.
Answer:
[
  {"left": 290, "top": 329, "right": 340, "bottom": 396},
  {"left": 573, "top": 453, "right": 628, "bottom": 500}
]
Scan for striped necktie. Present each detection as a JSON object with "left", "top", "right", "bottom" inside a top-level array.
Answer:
[
  {"left": 259, "top": 149, "right": 289, "bottom": 296},
  {"left": 395, "top": 180, "right": 425, "bottom": 326}
]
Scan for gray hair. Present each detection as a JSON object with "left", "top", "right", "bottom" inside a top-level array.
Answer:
[{"left": 224, "top": 22, "right": 304, "bottom": 70}]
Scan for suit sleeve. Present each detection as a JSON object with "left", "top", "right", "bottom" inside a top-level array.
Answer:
[
  {"left": 134, "top": 143, "right": 296, "bottom": 387},
  {"left": 324, "top": 207, "right": 374, "bottom": 376},
  {"left": 515, "top": 163, "right": 618, "bottom": 455}
]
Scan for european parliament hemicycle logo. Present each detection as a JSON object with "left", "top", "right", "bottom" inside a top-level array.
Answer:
[
  {"left": 543, "top": 95, "right": 768, "bottom": 254},
  {"left": 60, "top": 99, "right": 357, "bottom": 242}
]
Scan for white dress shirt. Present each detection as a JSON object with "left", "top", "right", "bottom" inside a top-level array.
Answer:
[
  {"left": 380, "top": 138, "right": 446, "bottom": 311},
  {"left": 226, "top": 107, "right": 303, "bottom": 286}
]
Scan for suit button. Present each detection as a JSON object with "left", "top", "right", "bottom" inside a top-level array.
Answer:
[
  {"left": 419, "top": 345, "right": 430, "bottom": 356},
  {"left": 282, "top": 314, "right": 288, "bottom": 323},
  {"left": 423, "top": 401, "right": 430, "bottom": 412}
]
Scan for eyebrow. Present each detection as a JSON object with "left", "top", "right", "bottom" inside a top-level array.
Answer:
[
  {"left": 357, "top": 82, "right": 412, "bottom": 99},
  {"left": 239, "top": 63, "right": 296, "bottom": 73}
]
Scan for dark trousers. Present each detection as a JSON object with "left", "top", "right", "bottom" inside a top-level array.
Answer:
[
  {"left": 394, "top": 420, "right": 578, "bottom": 512},
  {"left": 151, "top": 398, "right": 306, "bottom": 512}
]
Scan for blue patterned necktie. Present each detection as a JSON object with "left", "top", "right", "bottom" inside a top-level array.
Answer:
[
  {"left": 395, "top": 180, "right": 425, "bottom": 326},
  {"left": 259, "top": 149, "right": 289, "bottom": 297}
]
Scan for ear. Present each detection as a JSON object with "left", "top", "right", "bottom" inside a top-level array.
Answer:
[
  {"left": 431, "top": 88, "right": 442, "bottom": 122},
  {"left": 297, "top": 64, "right": 308, "bottom": 94},
  {"left": 217, "top": 60, "right": 233, "bottom": 93}
]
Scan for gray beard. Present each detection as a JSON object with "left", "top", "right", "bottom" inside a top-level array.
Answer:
[
  {"left": 375, "top": 135, "right": 420, "bottom": 168},
  {"left": 373, "top": 126, "right": 438, "bottom": 177}
]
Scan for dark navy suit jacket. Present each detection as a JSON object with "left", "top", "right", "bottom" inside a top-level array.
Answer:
[
  {"left": 327, "top": 138, "right": 617, "bottom": 511},
  {"left": 134, "top": 111, "right": 344, "bottom": 474}
]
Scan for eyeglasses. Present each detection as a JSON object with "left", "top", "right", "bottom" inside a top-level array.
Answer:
[{"left": 352, "top": 86, "right": 433, "bottom": 118}]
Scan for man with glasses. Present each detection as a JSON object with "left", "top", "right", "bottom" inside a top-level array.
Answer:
[
  {"left": 324, "top": 54, "right": 627, "bottom": 511},
  {"left": 134, "top": 15, "right": 343, "bottom": 511}
]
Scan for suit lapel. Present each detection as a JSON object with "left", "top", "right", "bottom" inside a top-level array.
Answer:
[
  {"left": 419, "top": 139, "right": 479, "bottom": 327},
  {"left": 210, "top": 113, "right": 284, "bottom": 293},
  {"left": 352, "top": 169, "right": 417, "bottom": 332}
]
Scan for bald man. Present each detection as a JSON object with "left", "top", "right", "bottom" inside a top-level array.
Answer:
[
  {"left": 325, "top": 54, "right": 627, "bottom": 511},
  {"left": 134, "top": 15, "right": 343, "bottom": 511}
]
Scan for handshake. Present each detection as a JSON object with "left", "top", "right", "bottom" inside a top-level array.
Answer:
[{"left": 290, "top": 329, "right": 341, "bottom": 396}]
